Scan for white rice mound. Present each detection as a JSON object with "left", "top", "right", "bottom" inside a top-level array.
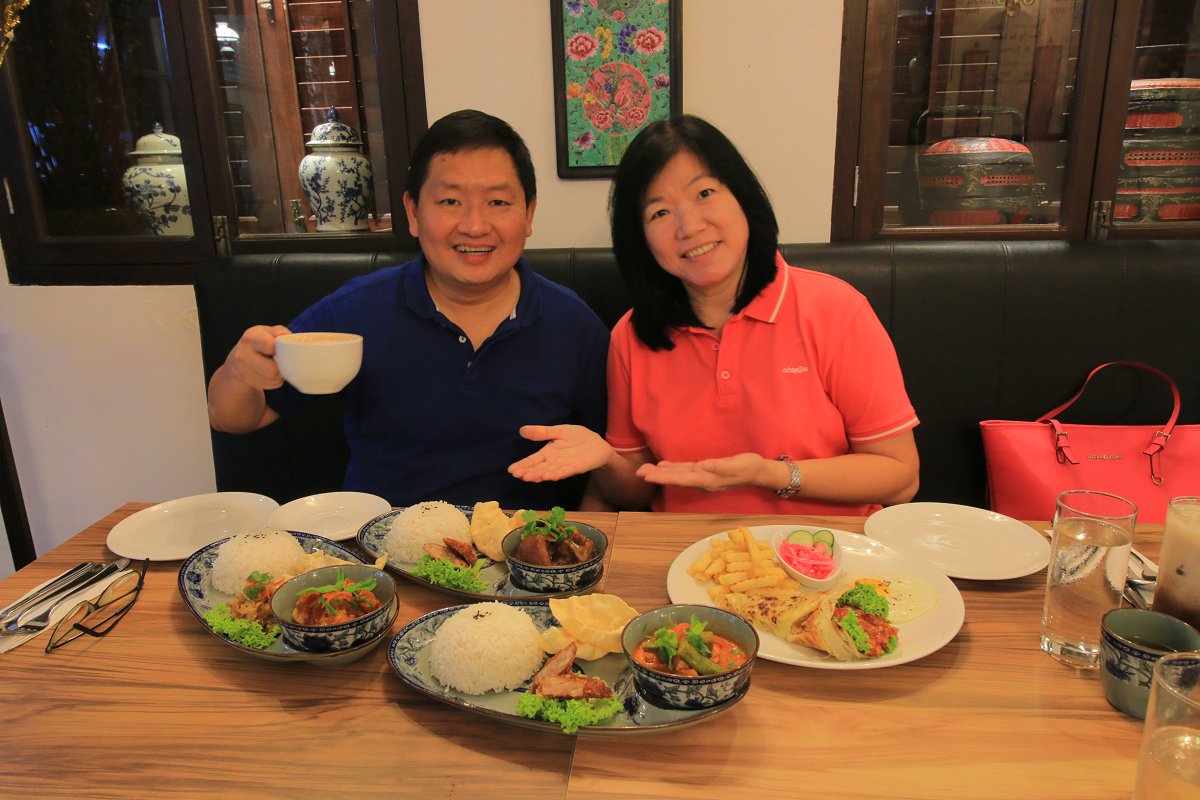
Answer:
[
  {"left": 429, "top": 603, "right": 545, "bottom": 694},
  {"left": 210, "top": 527, "right": 305, "bottom": 595},
  {"left": 384, "top": 500, "right": 470, "bottom": 563}
]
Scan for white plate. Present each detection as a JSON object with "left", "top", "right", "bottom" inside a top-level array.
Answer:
[
  {"left": 268, "top": 492, "right": 391, "bottom": 541},
  {"left": 864, "top": 502, "right": 1050, "bottom": 580},
  {"left": 666, "top": 525, "right": 965, "bottom": 670},
  {"left": 107, "top": 492, "right": 280, "bottom": 561}
]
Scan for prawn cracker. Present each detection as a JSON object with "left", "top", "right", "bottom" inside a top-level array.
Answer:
[
  {"left": 470, "top": 501, "right": 514, "bottom": 562},
  {"left": 539, "top": 626, "right": 607, "bottom": 661},
  {"left": 548, "top": 594, "right": 637, "bottom": 655}
]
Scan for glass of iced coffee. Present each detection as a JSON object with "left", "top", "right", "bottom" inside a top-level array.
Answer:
[{"left": 1153, "top": 497, "right": 1200, "bottom": 631}]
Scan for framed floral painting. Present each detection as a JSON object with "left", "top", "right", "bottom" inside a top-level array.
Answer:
[{"left": 551, "top": 0, "right": 681, "bottom": 178}]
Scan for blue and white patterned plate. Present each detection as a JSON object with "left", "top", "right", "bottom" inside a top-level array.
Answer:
[
  {"left": 386, "top": 599, "right": 748, "bottom": 736},
  {"left": 178, "top": 531, "right": 396, "bottom": 664},
  {"left": 357, "top": 509, "right": 602, "bottom": 602}
]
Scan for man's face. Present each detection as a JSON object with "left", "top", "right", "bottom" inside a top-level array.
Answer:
[{"left": 403, "top": 147, "right": 536, "bottom": 292}]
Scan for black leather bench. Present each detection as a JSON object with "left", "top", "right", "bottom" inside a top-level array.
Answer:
[{"left": 194, "top": 240, "right": 1200, "bottom": 510}]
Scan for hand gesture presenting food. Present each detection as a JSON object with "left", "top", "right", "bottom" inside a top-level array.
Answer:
[
  {"left": 509, "top": 424, "right": 613, "bottom": 482},
  {"left": 636, "top": 453, "right": 769, "bottom": 493}
]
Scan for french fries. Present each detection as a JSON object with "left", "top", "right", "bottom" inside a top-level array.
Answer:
[{"left": 687, "top": 526, "right": 799, "bottom": 599}]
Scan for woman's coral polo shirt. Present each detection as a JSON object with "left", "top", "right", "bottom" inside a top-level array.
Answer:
[{"left": 606, "top": 253, "right": 918, "bottom": 515}]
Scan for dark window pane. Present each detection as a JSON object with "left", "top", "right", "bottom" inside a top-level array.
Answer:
[
  {"left": 11, "top": 0, "right": 191, "bottom": 238},
  {"left": 883, "top": 0, "right": 1085, "bottom": 230}
]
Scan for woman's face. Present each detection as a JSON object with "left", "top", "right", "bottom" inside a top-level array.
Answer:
[{"left": 641, "top": 150, "right": 750, "bottom": 298}]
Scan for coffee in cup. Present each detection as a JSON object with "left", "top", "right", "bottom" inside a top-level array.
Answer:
[{"left": 274, "top": 332, "right": 363, "bottom": 394}]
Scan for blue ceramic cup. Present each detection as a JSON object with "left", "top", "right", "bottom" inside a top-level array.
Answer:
[{"left": 1100, "top": 608, "right": 1200, "bottom": 719}]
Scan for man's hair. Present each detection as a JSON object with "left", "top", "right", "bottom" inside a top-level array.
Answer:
[
  {"left": 404, "top": 109, "right": 537, "bottom": 203},
  {"left": 609, "top": 114, "right": 779, "bottom": 350}
]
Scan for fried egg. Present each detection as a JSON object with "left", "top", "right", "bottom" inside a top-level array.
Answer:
[{"left": 850, "top": 574, "right": 938, "bottom": 624}]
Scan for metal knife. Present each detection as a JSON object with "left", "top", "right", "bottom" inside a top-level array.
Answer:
[
  {"left": 11, "top": 558, "right": 131, "bottom": 628},
  {"left": 0, "top": 562, "right": 102, "bottom": 624}
]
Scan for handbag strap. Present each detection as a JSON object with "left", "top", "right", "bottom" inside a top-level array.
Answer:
[{"left": 1037, "top": 361, "right": 1180, "bottom": 484}]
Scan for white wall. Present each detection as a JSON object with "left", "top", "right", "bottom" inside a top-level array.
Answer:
[{"left": 0, "top": 0, "right": 843, "bottom": 578}]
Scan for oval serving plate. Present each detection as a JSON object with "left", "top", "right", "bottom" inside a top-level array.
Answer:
[
  {"left": 387, "top": 599, "right": 749, "bottom": 736},
  {"left": 178, "top": 531, "right": 395, "bottom": 664},
  {"left": 357, "top": 509, "right": 602, "bottom": 602},
  {"left": 109, "top": 492, "right": 280, "bottom": 561}
]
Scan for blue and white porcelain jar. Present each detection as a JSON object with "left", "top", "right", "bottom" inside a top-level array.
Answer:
[
  {"left": 121, "top": 123, "right": 193, "bottom": 236},
  {"left": 299, "top": 107, "right": 374, "bottom": 232}
]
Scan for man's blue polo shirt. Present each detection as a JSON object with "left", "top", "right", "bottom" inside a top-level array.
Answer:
[{"left": 265, "top": 254, "right": 609, "bottom": 509}]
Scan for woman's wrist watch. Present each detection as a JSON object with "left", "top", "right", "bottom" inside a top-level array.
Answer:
[{"left": 775, "top": 455, "right": 803, "bottom": 498}]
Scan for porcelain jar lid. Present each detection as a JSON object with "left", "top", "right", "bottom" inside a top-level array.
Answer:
[
  {"left": 307, "top": 107, "right": 362, "bottom": 148},
  {"left": 129, "top": 123, "right": 183, "bottom": 157}
]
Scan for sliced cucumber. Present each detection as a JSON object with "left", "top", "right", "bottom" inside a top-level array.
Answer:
[
  {"left": 813, "top": 542, "right": 833, "bottom": 558},
  {"left": 786, "top": 529, "right": 815, "bottom": 546},
  {"left": 812, "top": 529, "right": 836, "bottom": 548}
]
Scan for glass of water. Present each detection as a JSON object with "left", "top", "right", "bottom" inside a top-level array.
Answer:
[
  {"left": 1040, "top": 489, "right": 1137, "bottom": 668},
  {"left": 1133, "top": 652, "right": 1200, "bottom": 799}
]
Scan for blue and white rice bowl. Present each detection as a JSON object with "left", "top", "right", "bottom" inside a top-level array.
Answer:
[
  {"left": 502, "top": 522, "right": 607, "bottom": 592},
  {"left": 621, "top": 604, "right": 758, "bottom": 710},
  {"left": 270, "top": 564, "right": 396, "bottom": 653}
]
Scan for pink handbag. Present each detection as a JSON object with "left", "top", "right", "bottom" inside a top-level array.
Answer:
[{"left": 979, "top": 361, "right": 1200, "bottom": 523}]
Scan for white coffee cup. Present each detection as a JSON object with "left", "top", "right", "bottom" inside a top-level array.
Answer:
[{"left": 274, "top": 332, "right": 363, "bottom": 394}]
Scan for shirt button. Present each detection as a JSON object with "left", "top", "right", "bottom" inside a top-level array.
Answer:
[
  {"left": 458, "top": 335, "right": 467, "bottom": 344},
  {"left": 712, "top": 343, "right": 720, "bottom": 351},
  {"left": 721, "top": 370, "right": 731, "bottom": 380}
]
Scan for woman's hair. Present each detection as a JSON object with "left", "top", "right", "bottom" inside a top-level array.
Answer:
[
  {"left": 609, "top": 115, "right": 779, "bottom": 350},
  {"left": 405, "top": 109, "right": 536, "bottom": 203}
]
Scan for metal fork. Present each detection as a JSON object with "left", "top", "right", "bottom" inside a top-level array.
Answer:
[{"left": 0, "top": 559, "right": 129, "bottom": 636}]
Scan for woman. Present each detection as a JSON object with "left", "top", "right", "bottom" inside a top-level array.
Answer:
[{"left": 510, "top": 115, "right": 919, "bottom": 514}]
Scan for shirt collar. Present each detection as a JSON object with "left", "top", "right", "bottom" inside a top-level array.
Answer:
[
  {"left": 670, "top": 251, "right": 787, "bottom": 339},
  {"left": 740, "top": 251, "right": 788, "bottom": 323},
  {"left": 405, "top": 253, "right": 540, "bottom": 327}
]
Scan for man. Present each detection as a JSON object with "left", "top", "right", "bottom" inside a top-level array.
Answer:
[{"left": 207, "top": 110, "right": 609, "bottom": 509}]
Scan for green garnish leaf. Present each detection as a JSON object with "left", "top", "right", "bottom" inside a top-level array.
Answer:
[
  {"left": 243, "top": 571, "right": 273, "bottom": 600},
  {"left": 412, "top": 554, "right": 488, "bottom": 593},
  {"left": 297, "top": 568, "right": 378, "bottom": 599},
  {"left": 651, "top": 626, "right": 680, "bottom": 666},
  {"left": 202, "top": 604, "right": 280, "bottom": 649},
  {"left": 518, "top": 506, "right": 576, "bottom": 543},
  {"left": 686, "top": 615, "right": 712, "bottom": 658},
  {"left": 516, "top": 692, "right": 621, "bottom": 734}
]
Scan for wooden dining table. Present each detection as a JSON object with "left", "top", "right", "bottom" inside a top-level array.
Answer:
[{"left": 0, "top": 504, "right": 1158, "bottom": 799}]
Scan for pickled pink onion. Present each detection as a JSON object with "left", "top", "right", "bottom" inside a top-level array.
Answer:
[{"left": 777, "top": 541, "right": 836, "bottom": 579}]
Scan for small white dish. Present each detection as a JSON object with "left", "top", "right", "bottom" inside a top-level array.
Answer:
[
  {"left": 267, "top": 492, "right": 391, "bottom": 541},
  {"left": 771, "top": 527, "right": 844, "bottom": 590},
  {"left": 107, "top": 492, "right": 279, "bottom": 561},
  {"left": 863, "top": 502, "right": 1050, "bottom": 580}
]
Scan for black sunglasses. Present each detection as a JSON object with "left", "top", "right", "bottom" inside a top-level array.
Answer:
[{"left": 45, "top": 559, "right": 148, "bottom": 653}]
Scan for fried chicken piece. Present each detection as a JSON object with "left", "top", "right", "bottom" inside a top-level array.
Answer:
[
  {"left": 423, "top": 542, "right": 467, "bottom": 567},
  {"left": 530, "top": 640, "right": 577, "bottom": 692},
  {"left": 534, "top": 673, "right": 613, "bottom": 700},
  {"left": 443, "top": 537, "right": 478, "bottom": 566},
  {"left": 227, "top": 594, "right": 273, "bottom": 627}
]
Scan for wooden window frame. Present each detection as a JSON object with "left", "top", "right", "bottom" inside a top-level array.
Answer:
[
  {"left": 0, "top": 0, "right": 426, "bottom": 285},
  {"left": 833, "top": 0, "right": 1200, "bottom": 242}
]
